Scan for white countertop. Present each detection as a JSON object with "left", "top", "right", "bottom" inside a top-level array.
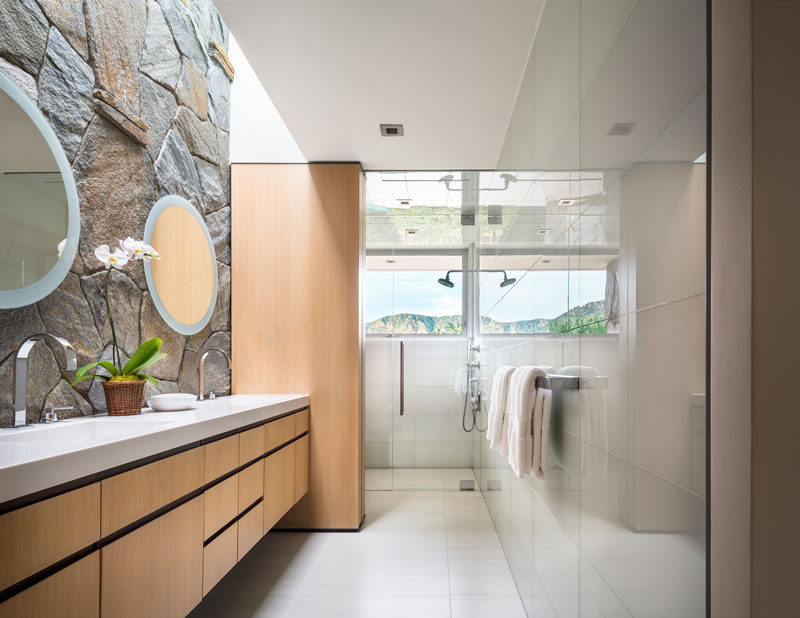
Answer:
[{"left": 0, "top": 394, "right": 309, "bottom": 505}]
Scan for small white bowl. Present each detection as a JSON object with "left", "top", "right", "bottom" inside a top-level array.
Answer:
[{"left": 147, "top": 393, "right": 197, "bottom": 412}]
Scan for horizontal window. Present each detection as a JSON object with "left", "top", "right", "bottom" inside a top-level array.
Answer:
[
  {"left": 365, "top": 268, "right": 464, "bottom": 335},
  {"left": 480, "top": 269, "right": 608, "bottom": 335}
]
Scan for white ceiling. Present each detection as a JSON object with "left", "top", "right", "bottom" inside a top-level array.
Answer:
[{"left": 215, "top": 0, "right": 545, "bottom": 170}]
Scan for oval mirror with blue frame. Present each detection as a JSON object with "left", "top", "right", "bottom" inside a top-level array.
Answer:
[
  {"left": 0, "top": 71, "right": 80, "bottom": 308},
  {"left": 144, "top": 195, "right": 218, "bottom": 335}
]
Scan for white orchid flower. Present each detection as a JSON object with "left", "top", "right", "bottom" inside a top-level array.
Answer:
[
  {"left": 121, "top": 237, "right": 147, "bottom": 259},
  {"left": 120, "top": 237, "right": 160, "bottom": 261},
  {"left": 143, "top": 244, "right": 160, "bottom": 261},
  {"left": 95, "top": 244, "right": 130, "bottom": 268},
  {"left": 57, "top": 239, "right": 66, "bottom": 258}
]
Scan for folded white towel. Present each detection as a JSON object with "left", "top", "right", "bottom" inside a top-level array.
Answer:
[
  {"left": 531, "top": 387, "right": 552, "bottom": 480},
  {"left": 558, "top": 365, "right": 608, "bottom": 480},
  {"left": 487, "top": 366, "right": 515, "bottom": 452},
  {"left": 506, "top": 366, "right": 546, "bottom": 477}
]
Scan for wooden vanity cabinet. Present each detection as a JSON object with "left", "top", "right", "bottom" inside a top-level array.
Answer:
[
  {"left": 202, "top": 524, "right": 237, "bottom": 596},
  {"left": 295, "top": 434, "right": 309, "bottom": 501},
  {"left": 101, "top": 497, "right": 204, "bottom": 618},
  {"left": 264, "top": 442, "right": 296, "bottom": 531},
  {"left": 0, "top": 406, "right": 309, "bottom": 617},
  {"left": 0, "top": 552, "right": 99, "bottom": 618},
  {"left": 0, "top": 483, "right": 100, "bottom": 592},
  {"left": 101, "top": 447, "right": 203, "bottom": 536}
]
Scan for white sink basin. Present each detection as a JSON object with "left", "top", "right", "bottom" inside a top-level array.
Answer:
[{"left": 0, "top": 417, "right": 177, "bottom": 444}]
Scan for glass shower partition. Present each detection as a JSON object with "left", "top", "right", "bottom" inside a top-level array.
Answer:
[
  {"left": 475, "top": 0, "right": 708, "bottom": 616},
  {"left": 364, "top": 175, "right": 478, "bottom": 491}
]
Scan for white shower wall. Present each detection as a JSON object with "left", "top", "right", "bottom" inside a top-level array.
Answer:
[{"left": 364, "top": 337, "right": 471, "bottom": 468}]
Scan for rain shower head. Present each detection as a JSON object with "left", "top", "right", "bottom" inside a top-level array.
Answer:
[
  {"left": 500, "top": 274, "right": 517, "bottom": 288},
  {"left": 437, "top": 269, "right": 516, "bottom": 288}
]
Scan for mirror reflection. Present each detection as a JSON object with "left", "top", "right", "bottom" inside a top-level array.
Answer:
[{"left": 0, "top": 89, "right": 68, "bottom": 291}]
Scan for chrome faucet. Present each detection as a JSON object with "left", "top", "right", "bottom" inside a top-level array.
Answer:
[
  {"left": 14, "top": 334, "right": 77, "bottom": 427},
  {"left": 197, "top": 348, "right": 232, "bottom": 401}
]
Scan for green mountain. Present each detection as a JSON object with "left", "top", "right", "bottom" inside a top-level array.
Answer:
[
  {"left": 366, "top": 300, "right": 606, "bottom": 335},
  {"left": 365, "top": 313, "right": 463, "bottom": 335}
]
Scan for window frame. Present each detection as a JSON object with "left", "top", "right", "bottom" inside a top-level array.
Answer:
[{"left": 365, "top": 248, "right": 469, "bottom": 338}]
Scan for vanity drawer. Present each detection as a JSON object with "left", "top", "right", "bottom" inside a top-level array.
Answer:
[
  {"left": 204, "top": 475, "right": 238, "bottom": 539},
  {"left": 295, "top": 434, "right": 309, "bottom": 502},
  {"left": 101, "top": 496, "right": 203, "bottom": 618},
  {"left": 101, "top": 447, "right": 203, "bottom": 536},
  {"left": 238, "top": 460, "right": 264, "bottom": 511},
  {"left": 205, "top": 435, "right": 239, "bottom": 483},
  {"left": 0, "top": 551, "right": 99, "bottom": 618},
  {"left": 239, "top": 425, "right": 265, "bottom": 465},
  {"left": 203, "top": 524, "right": 237, "bottom": 596},
  {"left": 0, "top": 483, "right": 100, "bottom": 591},
  {"left": 265, "top": 415, "right": 295, "bottom": 451},
  {"left": 264, "top": 442, "right": 296, "bottom": 531},
  {"left": 295, "top": 409, "right": 309, "bottom": 434},
  {"left": 237, "top": 502, "right": 264, "bottom": 560}
]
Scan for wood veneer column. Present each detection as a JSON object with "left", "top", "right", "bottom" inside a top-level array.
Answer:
[{"left": 231, "top": 163, "right": 364, "bottom": 529}]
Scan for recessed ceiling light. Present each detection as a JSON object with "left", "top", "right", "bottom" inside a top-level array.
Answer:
[
  {"left": 607, "top": 122, "right": 637, "bottom": 136},
  {"left": 537, "top": 229, "right": 549, "bottom": 235},
  {"left": 542, "top": 259, "right": 551, "bottom": 264},
  {"left": 405, "top": 228, "right": 418, "bottom": 235},
  {"left": 380, "top": 124, "right": 404, "bottom": 137},
  {"left": 397, "top": 199, "right": 411, "bottom": 206},
  {"left": 558, "top": 199, "right": 577, "bottom": 206},
  {"left": 385, "top": 259, "right": 396, "bottom": 264}
]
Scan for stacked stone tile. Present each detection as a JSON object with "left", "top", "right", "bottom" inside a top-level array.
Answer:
[{"left": 0, "top": 0, "right": 233, "bottom": 425}]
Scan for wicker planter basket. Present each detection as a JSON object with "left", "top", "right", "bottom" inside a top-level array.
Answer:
[{"left": 102, "top": 380, "right": 146, "bottom": 416}]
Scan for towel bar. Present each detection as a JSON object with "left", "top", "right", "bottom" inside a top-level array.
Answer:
[{"left": 535, "top": 375, "right": 608, "bottom": 391}]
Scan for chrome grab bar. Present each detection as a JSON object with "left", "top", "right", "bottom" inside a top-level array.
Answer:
[{"left": 399, "top": 341, "right": 405, "bottom": 416}]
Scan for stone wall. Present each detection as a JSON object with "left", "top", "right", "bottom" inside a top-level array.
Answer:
[{"left": 0, "top": 0, "right": 233, "bottom": 426}]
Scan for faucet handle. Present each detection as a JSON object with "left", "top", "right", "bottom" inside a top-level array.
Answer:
[{"left": 41, "top": 406, "right": 72, "bottom": 423}]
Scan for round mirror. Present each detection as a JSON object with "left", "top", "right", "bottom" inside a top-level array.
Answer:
[
  {"left": 0, "top": 71, "right": 79, "bottom": 308},
  {"left": 143, "top": 195, "right": 218, "bottom": 335}
]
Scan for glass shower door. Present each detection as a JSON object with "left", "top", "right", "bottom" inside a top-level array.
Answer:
[{"left": 364, "top": 172, "right": 480, "bottom": 490}]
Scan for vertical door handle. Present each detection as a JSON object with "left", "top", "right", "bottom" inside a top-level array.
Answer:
[{"left": 399, "top": 341, "right": 404, "bottom": 416}]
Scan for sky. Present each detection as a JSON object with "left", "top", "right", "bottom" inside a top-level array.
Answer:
[{"left": 365, "top": 269, "right": 606, "bottom": 323}]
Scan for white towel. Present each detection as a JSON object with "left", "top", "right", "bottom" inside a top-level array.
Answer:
[
  {"left": 558, "top": 365, "right": 608, "bottom": 480},
  {"left": 506, "top": 366, "right": 546, "bottom": 477},
  {"left": 487, "top": 366, "right": 515, "bottom": 452},
  {"left": 531, "top": 387, "right": 552, "bottom": 480}
]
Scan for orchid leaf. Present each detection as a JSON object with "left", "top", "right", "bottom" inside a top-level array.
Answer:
[
  {"left": 70, "top": 373, "right": 110, "bottom": 387},
  {"left": 130, "top": 352, "right": 166, "bottom": 375},
  {"left": 74, "top": 362, "right": 101, "bottom": 380},
  {"left": 135, "top": 373, "right": 159, "bottom": 385},
  {"left": 97, "top": 360, "right": 119, "bottom": 376},
  {"left": 122, "top": 338, "right": 162, "bottom": 375}
]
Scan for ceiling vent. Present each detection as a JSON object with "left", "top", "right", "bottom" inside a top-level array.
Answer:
[
  {"left": 607, "top": 122, "right": 636, "bottom": 136},
  {"left": 380, "top": 124, "right": 404, "bottom": 137}
]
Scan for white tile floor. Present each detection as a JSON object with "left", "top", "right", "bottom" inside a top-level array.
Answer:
[{"left": 190, "top": 487, "right": 525, "bottom": 618}]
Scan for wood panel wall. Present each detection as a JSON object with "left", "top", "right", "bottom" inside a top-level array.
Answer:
[{"left": 231, "top": 163, "right": 364, "bottom": 530}]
